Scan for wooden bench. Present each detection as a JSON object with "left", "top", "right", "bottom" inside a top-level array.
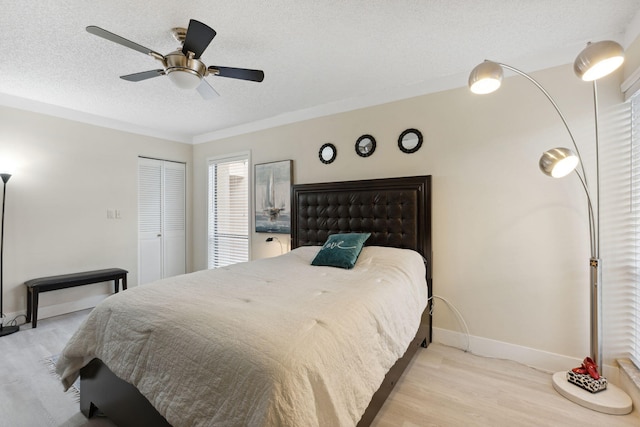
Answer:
[{"left": 25, "top": 268, "right": 128, "bottom": 328}]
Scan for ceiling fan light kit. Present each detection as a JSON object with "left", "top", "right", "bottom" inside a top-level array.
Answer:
[
  {"left": 86, "top": 19, "right": 264, "bottom": 99},
  {"left": 165, "top": 51, "right": 207, "bottom": 90}
]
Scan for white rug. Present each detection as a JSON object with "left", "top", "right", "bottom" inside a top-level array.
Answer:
[{"left": 44, "top": 354, "right": 80, "bottom": 402}]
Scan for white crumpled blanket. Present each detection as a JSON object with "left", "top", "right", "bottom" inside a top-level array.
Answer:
[{"left": 57, "top": 246, "right": 427, "bottom": 427}]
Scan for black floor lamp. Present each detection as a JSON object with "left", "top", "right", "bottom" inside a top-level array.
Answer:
[{"left": 0, "top": 173, "right": 18, "bottom": 337}]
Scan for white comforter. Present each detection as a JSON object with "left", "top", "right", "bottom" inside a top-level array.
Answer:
[{"left": 57, "top": 246, "right": 428, "bottom": 427}]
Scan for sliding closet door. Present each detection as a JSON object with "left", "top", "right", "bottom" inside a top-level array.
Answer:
[{"left": 138, "top": 157, "right": 186, "bottom": 285}]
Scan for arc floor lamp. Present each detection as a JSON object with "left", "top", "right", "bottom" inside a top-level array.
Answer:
[
  {"left": 468, "top": 41, "right": 632, "bottom": 414},
  {"left": 0, "top": 172, "right": 18, "bottom": 337}
]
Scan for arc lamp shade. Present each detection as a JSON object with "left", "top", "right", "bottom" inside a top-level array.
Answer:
[
  {"left": 468, "top": 61, "right": 503, "bottom": 94},
  {"left": 539, "top": 147, "right": 579, "bottom": 178},
  {"left": 574, "top": 40, "right": 624, "bottom": 81}
]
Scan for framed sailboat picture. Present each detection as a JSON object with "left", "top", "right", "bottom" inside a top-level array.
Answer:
[{"left": 254, "top": 160, "right": 292, "bottom": 234}]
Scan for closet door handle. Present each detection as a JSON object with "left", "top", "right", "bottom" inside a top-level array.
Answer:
[{"left": 157, "top": 234, "right": 162, "bottom": 237}]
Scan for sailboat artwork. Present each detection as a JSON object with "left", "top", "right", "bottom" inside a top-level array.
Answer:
[
  {"left": 255, "top": 160, "right": 292, "bottom": 233},
  {"left": 264, "top": 172, "right": 284, "bottom": 220}
]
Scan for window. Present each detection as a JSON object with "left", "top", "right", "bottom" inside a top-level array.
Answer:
[{"left": 207, "top": 153, "right": 249, "bottom": 268}]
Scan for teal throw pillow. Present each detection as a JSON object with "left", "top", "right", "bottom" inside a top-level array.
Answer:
[{"left": 311, "top": 233, "right": 371, "bottom": 269}]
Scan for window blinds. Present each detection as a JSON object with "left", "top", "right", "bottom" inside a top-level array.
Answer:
[
  {"left": 207, "top": 154, "right": 249, "bottom": 269},
  {"left": 630, "top": 93, "right": 640, "bottom": 367},
  {"left": 598, "top": 98, "right": 636, "bottom": 368}
]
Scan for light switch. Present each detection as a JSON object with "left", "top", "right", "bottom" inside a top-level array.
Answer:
[{"left": 107, "top": 209, "right": 114, "bottom": 219}]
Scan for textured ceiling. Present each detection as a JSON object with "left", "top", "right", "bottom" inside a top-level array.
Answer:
[{"left": 1, "top": 0, "right": 640, "bottom": 143}]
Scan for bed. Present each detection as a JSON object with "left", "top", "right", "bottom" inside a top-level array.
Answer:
[{"left": 56, "top": 175, "right": 433, "bottom": 427}]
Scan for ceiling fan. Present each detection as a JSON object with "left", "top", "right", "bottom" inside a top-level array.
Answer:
[{"left": 86, "top": 19, "right": 264, "bottom": 100}]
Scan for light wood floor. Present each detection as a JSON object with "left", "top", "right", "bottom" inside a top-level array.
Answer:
[
  {"left": 1, "top": 309, "right": 638, "bottom": 426},
  {"left": 372, "top": 344, "right": 640, "bottom": 427}
]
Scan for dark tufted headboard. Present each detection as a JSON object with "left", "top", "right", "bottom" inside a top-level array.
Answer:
[{"left": 291, "top": 175, "right": 432, "bottom": 283}]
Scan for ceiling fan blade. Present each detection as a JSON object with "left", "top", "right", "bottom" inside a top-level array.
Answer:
[
  {"left": 182, "top": 19, "right": 216, "bottom": 59},
  {"left": 86, "top": 26, "right": 163, "bottom": 58},
  {"left": 196, "top": 79, "right": 220, "bottom": 100},
  {"left": 208, "top": 66, "right": 264, "bottom": 82},
  {"left": 120, "top": 69, "right": 165, "bottom": 82}
]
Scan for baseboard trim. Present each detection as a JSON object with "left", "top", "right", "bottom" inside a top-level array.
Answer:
[
  {"left": 4, "top": 294, "right": 109, "bottom": 326},
  {"left": 433, "top": 327, "right": 621, "bottom": 384}
]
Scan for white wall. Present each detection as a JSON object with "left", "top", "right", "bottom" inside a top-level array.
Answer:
[
  {"left": 193, "top": 63, "right": 624, "bottom": 372},
  {"left": 0, "top": 107, "right": 192, "bottom": 321}
]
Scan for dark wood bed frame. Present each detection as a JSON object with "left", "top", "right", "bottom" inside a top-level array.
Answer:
[{"left": 79, "top": 175, "right": 433, "bottom": 427}]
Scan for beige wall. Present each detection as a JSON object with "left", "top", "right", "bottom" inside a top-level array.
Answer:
[
  {"left": 0, "top": 107, "right": 192, "bottom": 319},
  {"left": 193, "top": 63, "right": 624, "bottom": 365},
  {"left": 0, "top": 43, "right": 630, "bottom": 369}
]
